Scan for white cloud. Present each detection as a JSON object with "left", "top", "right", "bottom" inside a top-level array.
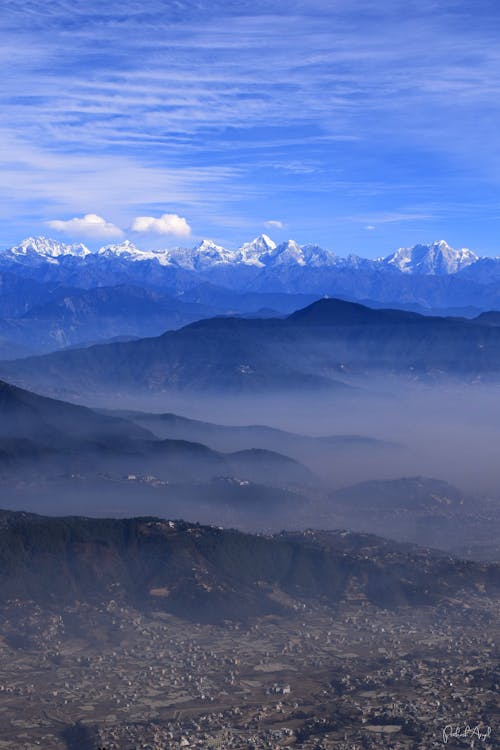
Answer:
[
  {"left": 365, "top": 225, "right": 376, "bottom": 230},
  {"left": 131, "top": 213, "right": 192, "bottom": 238},
  {"left": 47, "top": 213, "right": 123, "bottom": 239},
  {"left": 264, "top": 219, "right": 284, "bottom": 229}
]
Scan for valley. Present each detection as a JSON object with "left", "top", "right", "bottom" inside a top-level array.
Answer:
[
  {"left": 0, "top": 513, "right": 498, "bottom": 750},
  {"left": 1, "top": 236, "right": 500, "bottom": 749},
  {"left": 5, "top": 1, "right": 500, "bottom": 747}
]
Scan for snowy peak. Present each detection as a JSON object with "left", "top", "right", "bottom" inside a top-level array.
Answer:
[
  {"left": 4, "top": 236, "right": 90, "bottom": 263},
  {"left": 98, "top": 240, "right": 142, "bottom": 258},
  {"left": 385, "top": 241, "right": 479, "bottom": 275},
  {"left": 270, "top": 239, "right": 306, "bottom": 266},
  {"left": 260, "top": 240, "right": 337, "bottom": 268},
  {"left": 195, "top": 239, "right": 228, "bottom": 254},
  {"left": 238, "top": 234, "right": 277, "bottom": 265},
  {"left": 97, "top": 241, "right": 173, "bottom": 266},
  {"left": 301, "top": 244, "right": 338, "bottom": 267},
  {"left": 167, "top": 239, "right": 234, "bottom": 270},
  {"left": 0, "top": 235, "right": 486, "bottom": 277},
  {"left": 244, "top": 233, "right": 276, "bottom": 252}
]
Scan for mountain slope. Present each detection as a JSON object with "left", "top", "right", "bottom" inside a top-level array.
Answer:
[
  {"left": 0, "top": 312, "right": 342, "bottom": 395},
  {"left": 0, "top": 336, "right": 33, "bottom": 361},
  {"left": 0, "top": 511, "right": 498, "bottom": 623},
  {"left": 4, "top": 298, "right": 500, "bottom": 396},
  {"left": 8, "top": 285, "right": 215, "bottom": 352},
  {"left": 0, "top": 379, "right": 312, "bottom": 492},
  {"left": 0, "top": 379, "right": 153, "bottom": 445},
  {"left": 314, "top": 477, "right": 500, "bottom": 561},
  {"left": 333, "top": 476, "right": 465, "bottom": 510}
]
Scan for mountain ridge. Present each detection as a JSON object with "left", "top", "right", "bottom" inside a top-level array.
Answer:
[
  {"left": 4, "top": 297, "right": 500, "bottom": 396},
  {"left": 0, "top": 510, "right": 498, "bottom": 623},
  {"left": 0, "top": 235, "right": 489, "bottom": 275},
  {"left": 4, "top": 236, "right": 500, "bottom": 356},
  {"left": 0, "top": 378, "right": 312, "bottom": 492}
]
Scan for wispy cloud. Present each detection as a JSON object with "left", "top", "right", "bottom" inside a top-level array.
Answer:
[
  {"left": 0, "top": 131, "right": 240, "bottom": 216},
  {"left": 2, "top": 1, "right": 500, "bottom": 252},
  {"left": 353, "top": 212, "right": 434, "bottom": 225}
]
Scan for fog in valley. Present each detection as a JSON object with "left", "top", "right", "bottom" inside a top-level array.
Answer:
[
  {"left": 3, "top": 376, "right": 500, "bottom": 566},
  {"left": 78, "top": 378, "right": 500, "bottom": 496},
  {"left": 4, "top": 0, "right": 500, "bottom": 745}
]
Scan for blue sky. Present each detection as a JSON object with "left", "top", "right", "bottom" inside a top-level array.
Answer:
[{"left": 2, "top": 0, "right": 500, "bottom": 256}]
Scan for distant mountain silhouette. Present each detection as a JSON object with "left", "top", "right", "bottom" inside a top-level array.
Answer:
[
  {"left": 333, "top": 476, "right": 465, "bottom": 511},
  {"left": 4, "top": 236, "right": 500, "bottom": 357},
  {"left": 473, "top": 310, "right": 500, "bottom": 327},
  {"left": 7, "top": 285, "right": 215, "bottom": 353},
  {"left": 0, "top": 380, "right": 310, "bottom": 487},
  {"left": 4, "top": 235, "right": 500, "bottom": 314},
  {"left": 4, "top": 298, "right": 500, "bottom": 396},
  {"left": 288, "top": 296, "right": 420, "bottom": 324},
  {"left": 108, "top": 408, "right": 387, "bottom": 457},
  {"left": 0, "top": 379, "right": 152, "bottom": 445},
  {"left": 323, "top": 477, "right": 500, "bottom": 560}
]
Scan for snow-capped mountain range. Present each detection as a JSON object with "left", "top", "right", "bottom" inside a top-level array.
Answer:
[
  {"left": 0, "top": 235, "right": 485, "bottom": 275},
  {"left": 5, "top": 236, "right": 91, "bottom": 263},
  {"left": 383, "top": 240, "right": 478, "bottom": 275},
  {"left": 2, "top": 234, "right": 500, "bottom": 359}
]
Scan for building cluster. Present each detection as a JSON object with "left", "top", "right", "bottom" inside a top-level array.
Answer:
[{"left": 0, "top": 590, "right": 497, "bottom": 749}]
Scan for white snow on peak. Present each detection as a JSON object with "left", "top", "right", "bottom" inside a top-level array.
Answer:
[
  {"left": 301, "top": 244, "right": 338, "bottom": 267},
  {"left": 256, "top": 233, "right": 276, "bottom": 249},
  {"left": 169, "top": 235, "right": 334, "bottom": 270},
  {"left": 238, "top": 234, "right": 277, "bottom": 266},
  {"left": 98, "top": 240, "right": 142, "bottom": 257},
  {"left": 269, "top": 239, "right": 306, "bottom": 266},
  {"left": 196, "top": 239, "right": 226, "bottom": 252},
  {"left": 384, "top": 240, "right": 479, "bottom": 275},
  {"left": 195, "top": 239, "right": 233, "bottom": 261},
  {"left": 98, "top": 241, "right": 173, "bottom": 265},
  {"left": 5, "top": 236, "right": 90, "bottom": 262},
  {"left": 0, "top": 234, "right": 339, "bottom": 270},
  {"left": 258, "top": 240, "right": 337, "bottom": 268},
  {"left": 0, "top": 234, "right": 484, "bottom": 277},
  {"left": 167, "top": 239, "right": 235, "bottom": 270}
]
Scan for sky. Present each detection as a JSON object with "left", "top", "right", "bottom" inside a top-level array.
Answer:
[{"left": 2, "top": 0, "right": 500, "bottom": 256}]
